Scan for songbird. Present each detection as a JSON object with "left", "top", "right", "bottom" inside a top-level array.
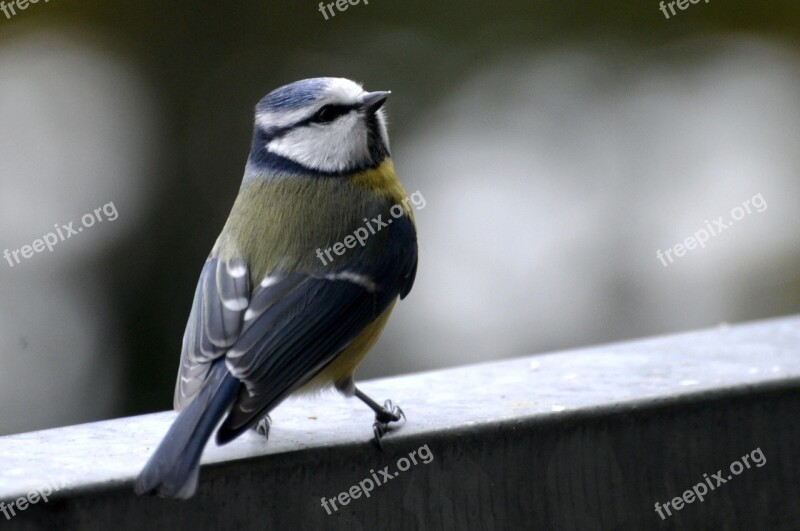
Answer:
[{"left": 135, "top": 77, "right": 418, "bottom": 499}]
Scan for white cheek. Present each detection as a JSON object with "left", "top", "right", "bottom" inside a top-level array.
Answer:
[{"left": 266, "top": 114, "right": 371, "bottom": 173}]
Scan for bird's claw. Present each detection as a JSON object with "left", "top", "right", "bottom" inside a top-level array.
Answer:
[
  {"left": 372, "top": 400, "right": 405, "bottom": 448},
  {"left": 253, "top": 415, "right": 272, "bottom": 441}
]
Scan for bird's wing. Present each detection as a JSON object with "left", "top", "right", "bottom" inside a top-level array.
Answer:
[
  {"left": 174, "top": 256, "right": 250, "bottom": 410},
  {"left": 216, "top": 214, "right": 418, "bottom": 442},
  {"left": 174, "top": 213, "right": 417, "bottom": 439}
]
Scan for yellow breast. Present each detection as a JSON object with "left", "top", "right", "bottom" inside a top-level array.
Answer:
[{"left": 349, "top": 159, "right": 414, "bottom": 219}]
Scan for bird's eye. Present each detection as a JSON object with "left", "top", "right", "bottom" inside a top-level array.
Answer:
[{"left": 312, "top": 104, "right": 350, "bottom": 124}]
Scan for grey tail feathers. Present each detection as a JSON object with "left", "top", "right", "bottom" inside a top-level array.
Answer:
[{"left": 134, "top": 361, "right": 239, "bottom": 499}]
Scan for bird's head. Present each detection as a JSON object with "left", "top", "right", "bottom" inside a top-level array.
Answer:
[{"left": 249, "top": 77, "right": 391, "bottom": 176}]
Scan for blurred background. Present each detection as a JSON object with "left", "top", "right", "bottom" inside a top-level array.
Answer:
[{"left": 0, "top": 1, "right": 798, "bottom": 435}]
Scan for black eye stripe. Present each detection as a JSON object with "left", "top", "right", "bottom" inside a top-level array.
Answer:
[
  {"left": 311, "top": 103, "right": 356, "bottom": 124},
  {"left": 259, "top": 103, "right": 361, "bottom": 139}
]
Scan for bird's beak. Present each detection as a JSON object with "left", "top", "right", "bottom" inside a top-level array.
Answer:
[{"left": 361, "top": 91, "right": 391, "bottom": 113}]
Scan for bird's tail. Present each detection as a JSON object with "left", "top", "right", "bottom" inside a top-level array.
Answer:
[{"left": 134, "top": 361, "right": 239, "bottom": 499}]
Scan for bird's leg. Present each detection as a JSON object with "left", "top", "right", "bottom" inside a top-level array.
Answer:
[
  {"left": 354, "top": 387, "right": 405, "bottom": 448},
  {"left": 252, "top": 414, "right": 272, "bottom": 441}
]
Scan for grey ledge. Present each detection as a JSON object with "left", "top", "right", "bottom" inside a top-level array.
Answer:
[{"left": 1, "top": 315, "right": 799, "bottom": 530}]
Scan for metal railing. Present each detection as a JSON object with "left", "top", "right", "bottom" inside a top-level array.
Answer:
[{"left": 1, "top": 316, "right": 799, "bottom": 530}]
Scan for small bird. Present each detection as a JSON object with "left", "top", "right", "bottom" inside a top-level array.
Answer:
[{"left": 135, "top": 77, "right": 418, "bottom": 499}]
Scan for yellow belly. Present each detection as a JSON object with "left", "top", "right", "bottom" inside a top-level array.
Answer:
[{"left": 298, "top": 299, "right": 397, "bottom": 393}]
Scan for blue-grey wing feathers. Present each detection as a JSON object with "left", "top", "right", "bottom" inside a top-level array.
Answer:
[
  {"left": 137, "top": 213, "right": 417, "bottom": 498},
  {"left": 175, "top": 257, "right": 249, "bottom": 409}
]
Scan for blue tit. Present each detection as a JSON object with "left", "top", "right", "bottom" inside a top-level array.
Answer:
[{"left": 135, "top": 77, "right": 418, "bottom": 499}]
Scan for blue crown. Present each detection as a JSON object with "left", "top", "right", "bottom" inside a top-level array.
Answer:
[{"left": 256, "top": 78, "right": 335, "bottom": 112}]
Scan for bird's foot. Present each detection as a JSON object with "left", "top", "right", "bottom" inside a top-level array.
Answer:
[
  {"left": 252, "top": 414, "right": 272, "bottom": 441},
  {"left": 353, "top": 387, "right": 406, "bottom": 448},
  {"left": 372, "top": 400, "right": 405, "bottom": 448}
]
